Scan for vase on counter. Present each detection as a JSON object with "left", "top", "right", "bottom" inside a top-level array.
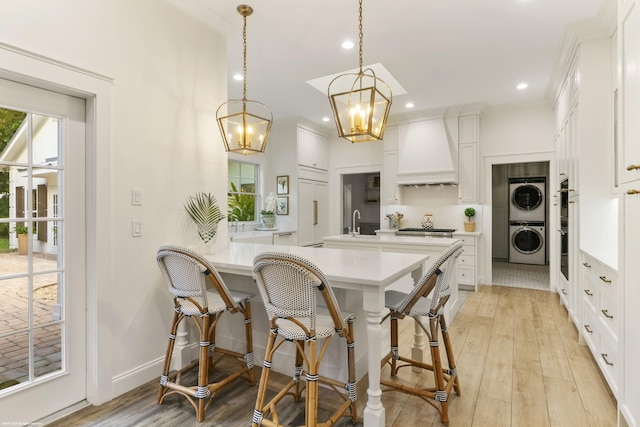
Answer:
[
  {"left": 421, "top": 213, "right": 434, "bottom": 230},
  {"left": 261, "top": 213, "right": 276, "bottom": 229}
]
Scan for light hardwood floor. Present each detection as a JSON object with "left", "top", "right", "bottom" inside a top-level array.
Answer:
[{"left": 47, "top": 285, "right": 617, "bottom": 426}]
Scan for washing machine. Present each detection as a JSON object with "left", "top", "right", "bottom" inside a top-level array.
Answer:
[
  {"left": 509, "top": 177, "right": 546, "bottom": 221},
  {"left": 509, "top": 221, "right": 546, "bottom": 265}
]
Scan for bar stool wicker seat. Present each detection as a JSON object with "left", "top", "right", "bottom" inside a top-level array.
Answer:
[
  {"left": 156, "top": 245, "right": 255, "bottom": 422},
  {"left": 251, "top": 252, "right": 358, "bottom": 427},
  {"left": 380, "top": 241, "right": 464, "bottom": 426}
]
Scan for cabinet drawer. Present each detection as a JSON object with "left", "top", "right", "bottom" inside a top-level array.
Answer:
[
  {"left": 581, "top": 306, "right": 599, "bottom": 354},
  {"left": 456, "top": 235, "right": 475, "bottom": 246},
  {"left": 581, "top": 281, "right": 599, "bottom": 312},
  {"left": 599, "top": 331, "right": 619, "bottom": 397},
  {"left": 460, "top": 244, "right": 475, "bottom": 256},
  {"left": 599, "top": 291, "right": 619, "bottom": 340},
  {"left": 457, "top": 265, "right": 474, "bottom": 285},
  {"left": 457, "top": 255, "right": 475, "bottom": 267}
]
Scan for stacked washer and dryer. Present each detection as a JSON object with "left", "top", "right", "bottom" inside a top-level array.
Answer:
[{"left": 509, "top": 177, "right": 546, "bottom": 265}]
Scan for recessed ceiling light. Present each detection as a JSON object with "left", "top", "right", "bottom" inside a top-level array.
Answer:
[
  {"left": 232, "top": 73, "right": 243, "bottom": 81},
  {"left": 341, "top": 40, "right": 354, "bottom": 49},
  {"left": 322, "top": 117, "right": 330, "bottom": 122},
  {"left": 516, "top": 82, "right": 529, "bottom": 90},
  {"left": 405, "top": 102, "right": 415, "bottom": 108}
]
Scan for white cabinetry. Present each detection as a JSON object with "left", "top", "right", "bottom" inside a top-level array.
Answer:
[
  {"left": 297, "top": 127, "right": 328, "bottom": 170},
  {"left": 458, "top": 143, "right": 478, "bottom": 203},
  {"left": 382, "top": 126, "right": 400, "bottom": 204},
  {"left": 273, "top": 231, "right": 297, "bottom": 246},
  {"left": 580, "top": 252, "right": 619, "bottom": 397},
  {"left": 453, "top": 233, "right": 478, "bottom": 291},
  {"left": 298, "top": 178, "right": 328, "bottom": 247},
  {"left": 458, "top": 114, "right": 479, "bottom": 203},
  {"left": 618, "top": 1, "right": 640, "bottom": 424}
]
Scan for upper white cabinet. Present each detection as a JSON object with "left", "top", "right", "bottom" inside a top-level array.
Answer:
[
  {"left": 297, "top": 127, "right": 328, "bottom": 170},
  {"left": 458, "top": 114, "right": 479, "bottom": 143},
  {"left": 619, "top": 1, "right": 640, "bottom": 185},
  {"left": 382, "top": 126, "right": 400, "bottom": 204},
  {"left": 618, "top": 1, "right": 640, "bottom": 424}
]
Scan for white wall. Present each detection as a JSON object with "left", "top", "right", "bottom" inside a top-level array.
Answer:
[{"left": 0, "top": 0, "right": 229, "bottom": 401}]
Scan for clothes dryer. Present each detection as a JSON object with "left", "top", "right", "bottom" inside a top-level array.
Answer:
[
  {"left": 509, "top": 177, "right": 546, "bottom": 222},
  {"left": 509, "top": 221, "right": 546, "bottom": 265}
]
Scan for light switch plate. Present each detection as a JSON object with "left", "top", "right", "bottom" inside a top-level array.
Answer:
[
  {"left": 132, "top": 188, "right": 143, "bottom": 206},
  {"left": 132, "top": 220, "right": 143, "bottom": 237}
]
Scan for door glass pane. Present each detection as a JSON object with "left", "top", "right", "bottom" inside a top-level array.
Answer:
[{"left": 0, "top": 107, "right": 64, "bottom": 392}]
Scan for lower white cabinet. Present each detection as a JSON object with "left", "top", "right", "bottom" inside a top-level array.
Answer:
[
  {"left": 273, "top": 231, "right": 297, "bottom": 246},
  {"left": 580, "top": 251, "right": 619, "bottom": 397},
  {"left": 298, "top": 179, "right": 328, "bottom": 247},
  {"left": 453, "top": 233, "right": 479, "bottom": 291}
]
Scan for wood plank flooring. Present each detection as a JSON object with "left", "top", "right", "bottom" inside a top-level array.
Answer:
[{"left": 47, "top": 285, "right": 617, "bottom": 426}]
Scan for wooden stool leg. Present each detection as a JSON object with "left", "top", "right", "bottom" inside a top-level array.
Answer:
[
  {"left": 253, "top": 327, "right": 277, "bottom": 427},
  {"left": 429, "top": 315, "right": 448, "bottom": 426},
  {"left": 243, "top": 300, "right": 255, "bottom": 384},
  {"left": 439, "top": 315, "right": 460, "bottom": 395},
  {"left": 158, "top": 310, "right": 181, "bottom": 403},
  {"left": 346, "top": 318, "right": 358, "bottom": 423},
  {"left": 293, "top": 343, "right": 304, "bottom": 402},
  {"left": 195, "top": 313, "right": 211, "bottom": 422},
  {"left": 390, "top": 315, "right": 399, "bottom": 374},
  {"left": 305, "top": 339, "right": 318, "bottom": 427}
]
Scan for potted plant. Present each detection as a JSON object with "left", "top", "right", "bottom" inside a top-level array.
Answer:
[
  {"left": 184, "top": 192, "right": 224, "bottom": 246},
  {"left": 14, "top": 225, "right": 29, "bottom": 255},
  {"left": 464, "top": 207, "right": 476, "bottom": 232},
  {"left": 260, "top": 192, "right": 277, "bottom": 229}
]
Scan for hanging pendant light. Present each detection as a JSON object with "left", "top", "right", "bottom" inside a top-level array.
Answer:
[
  {"left": 217, "top": 5, "right": 272, "bottom": 155},
  {"left": 328, "top": 0, "right": 392, "bottom": 143}
]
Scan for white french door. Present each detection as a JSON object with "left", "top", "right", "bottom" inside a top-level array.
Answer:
[{"left": 0, "top": 78, "right": 86, "bottom": 422}]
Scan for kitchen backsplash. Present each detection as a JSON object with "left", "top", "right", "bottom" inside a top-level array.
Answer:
[{"left": 383, "top": 186, "right": 482, "bottom": 232}]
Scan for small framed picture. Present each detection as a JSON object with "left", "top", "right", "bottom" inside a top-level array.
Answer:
[
  {"left": 277, "top": 175, "right": 289, "bottom": 195},
  {"left": 276, "top": 196, "right": 289, "bottom": 215}
]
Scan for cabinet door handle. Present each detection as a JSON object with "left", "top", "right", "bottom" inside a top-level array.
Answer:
[
  {"left": 599, "top": 275, "right": 611, "bottom": 283},
  {"left": 601, "top": 353, "right": 614, "bottom": 366},
  {"left": 626, "top": 164, "right": 640, "bottom": 171},
  {"left": 277, "top": 232, "right": 293, "bottom": 236},
  {"left": 601, "top": 309, "right": 614, "bottom": 319},
  {"left": 584, "top": 289, "right": 593, "bottom": 296},
  {"left": 569, "top": 200, "right": 575, "bottom": 204},
  {"left": 313, "top": 200, "right": 318, "bottom": 225},
  {"left": 582, "top": 262, "right": 591, "bottom": 268},
  {"left": 627, "top": 189, "right": 640, "bottom": 195},
  {"left": 584, "top": 324, "right": 593, "bottom": 333},
  {"left": 561, "top": 288, "right": 568, "bottom": 295}
]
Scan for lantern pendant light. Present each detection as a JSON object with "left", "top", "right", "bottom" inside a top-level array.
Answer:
[
  {"left": 328, "top": 0, "right": 392, "bottom": 143},
  {"left": 217, "top": 5, "right": 272, "bottom": 155}
]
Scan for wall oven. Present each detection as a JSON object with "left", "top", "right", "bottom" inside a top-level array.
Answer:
[{"left": 559, "top": 178, "right": 569, "bottom": 280}]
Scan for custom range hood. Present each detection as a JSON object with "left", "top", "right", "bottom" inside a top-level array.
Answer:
[{"left": 396, "top": 117, "right": 458, "bottom": 185}]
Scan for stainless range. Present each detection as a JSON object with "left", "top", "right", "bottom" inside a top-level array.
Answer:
[{"left": 395, "top": 228, "right": 456, "bottom": 238}]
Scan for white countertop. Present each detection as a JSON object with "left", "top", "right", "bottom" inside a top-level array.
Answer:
[
  {"left": 208, "top": 242, "right": 429, "bottom": 289},
  {"left": 229, "top": 228, "right": 296, "bottom": 240},
  {"left": 323, "top": 233, "right": 460, "bottom": 247}
]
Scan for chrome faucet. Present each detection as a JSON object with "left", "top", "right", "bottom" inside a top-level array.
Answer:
[{"left": 351, "top": 209, "right": 361, "bottom": 236}]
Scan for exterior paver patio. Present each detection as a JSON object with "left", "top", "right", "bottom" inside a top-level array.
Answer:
[{"left": 0, "top": 252, "right": 60, "bottom": 389}]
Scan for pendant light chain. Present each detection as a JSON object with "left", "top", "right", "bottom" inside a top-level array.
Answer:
[
  {"left": 358, "top": 0, "right": 363, "bottom": 74},
  {"left": 242, "top": 11, "right": 248, "bottom": 102}
]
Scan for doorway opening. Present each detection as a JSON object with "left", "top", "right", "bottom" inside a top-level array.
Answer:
[
  {"left": 342, "top": 173, "right": 380, "bottom": 235},
  {"left": 491, "top": 161, "right": 550, "bottom": 290}
]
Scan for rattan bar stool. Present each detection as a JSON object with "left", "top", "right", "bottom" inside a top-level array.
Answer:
[
  {"left": 380, "top": 241, "right": 464, "bottom": 426},
  {"left": 156, "top": 245, "right": 255, "bottom": 422},
  {"left": 251, "top": 252, "right": 358, "bottom": 427}
]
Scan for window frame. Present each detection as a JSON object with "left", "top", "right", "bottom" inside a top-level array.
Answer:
[{"left": 227, "top": 159, "right": 259, "bottom": 222}]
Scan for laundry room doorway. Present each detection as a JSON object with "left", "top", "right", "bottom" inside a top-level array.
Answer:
[{"left": 491, "top": 161, "right": 551, "bottom": 290}]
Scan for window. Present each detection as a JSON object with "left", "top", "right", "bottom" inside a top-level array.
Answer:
[{"left": 228, "top": 160, "right": 258, "bottom": 222}]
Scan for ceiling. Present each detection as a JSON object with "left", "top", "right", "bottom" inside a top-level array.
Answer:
[{"left": 166, "top": 0, "right": 612, "bottom": 132}]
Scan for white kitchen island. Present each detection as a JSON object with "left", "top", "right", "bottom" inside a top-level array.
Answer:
[
  {"left": 323, "top": 234, "right": 464, "bottom": 322},
  {"left": 205, "top": 242, "right": 430, "bottom": 427}
]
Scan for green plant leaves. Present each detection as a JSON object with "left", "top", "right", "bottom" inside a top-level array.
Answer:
[{"left": 184, "top": 192, "right": 224, "bottom": 243}]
